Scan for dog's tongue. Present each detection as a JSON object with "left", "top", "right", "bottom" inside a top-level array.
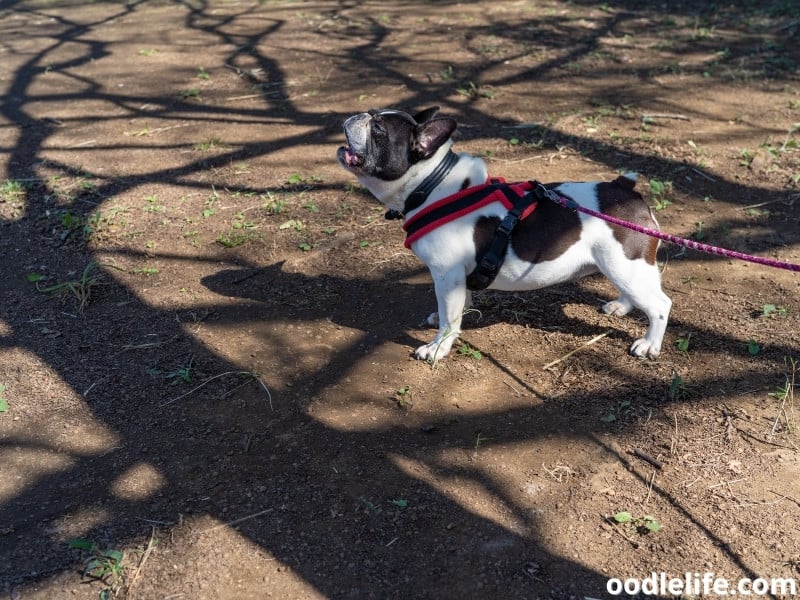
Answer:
[{"left": 344, "top": 147, "right": 361, "bottom": 167}]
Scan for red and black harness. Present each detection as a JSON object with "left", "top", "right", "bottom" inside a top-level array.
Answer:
[{"left": 393, "top": 168, "right": 552, "bottom": 290}]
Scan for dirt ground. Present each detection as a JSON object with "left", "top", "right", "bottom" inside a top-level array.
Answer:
[{"left": 1, "top": 1, "right": 799, "bottom": 598}]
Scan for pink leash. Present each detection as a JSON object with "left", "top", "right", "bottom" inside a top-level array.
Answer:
[{"left": 541, "top": 186, "right": 800, "bottom": 273}]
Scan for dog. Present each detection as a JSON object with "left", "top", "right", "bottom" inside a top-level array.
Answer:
[{"left": 337, "top": 106, "right": 671, "bottom": 362}]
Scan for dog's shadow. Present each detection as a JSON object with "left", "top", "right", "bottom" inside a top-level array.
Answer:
[{"left": 201, "top": 261, "right": 629, "bottom": 354}]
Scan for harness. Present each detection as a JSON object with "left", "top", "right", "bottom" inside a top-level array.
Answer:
[{"left": 402, "top": 178, "right": 543, "bottom": 290}]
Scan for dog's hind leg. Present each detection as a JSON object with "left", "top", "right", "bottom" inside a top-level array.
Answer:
[
  {"left": 602, "top": 295, "right": 634, "bottom": 317},
  {"left": 596, "top": 255, "right": 671, "bottom": 359}
]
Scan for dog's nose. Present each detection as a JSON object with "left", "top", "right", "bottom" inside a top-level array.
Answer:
[{"left": 343, "top": 113, "right": 370, "bottom": 129}]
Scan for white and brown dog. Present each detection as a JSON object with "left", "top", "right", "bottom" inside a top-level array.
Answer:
[{"left": 337, "top": 107, "right": 671, "bottom": 362}]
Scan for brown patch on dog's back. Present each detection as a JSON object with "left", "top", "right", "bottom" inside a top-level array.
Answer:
[
  {"left": 473, "top": 192, "right": 583, "bottom": 264},
  {"left": 598, "top": 177, "right": 659, "bottom": 264},
  {"left": 473, "top": 177, "right": 659, "bottom": 266}
]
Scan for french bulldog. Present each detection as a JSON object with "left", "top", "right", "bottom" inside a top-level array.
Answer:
[{"left": 337, "top": 107, "right": 671, "bottom": 362}]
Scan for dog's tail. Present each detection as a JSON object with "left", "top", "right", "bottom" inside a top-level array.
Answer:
[{"left": 613, "top": 171, "right": 638, "bottom": 190}]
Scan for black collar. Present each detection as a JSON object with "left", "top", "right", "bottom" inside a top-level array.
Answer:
[{"left": 385, "top": 149, "right": 459, "bottom": 220}]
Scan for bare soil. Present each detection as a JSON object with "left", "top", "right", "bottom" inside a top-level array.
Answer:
[{"left": 1, "top": 1, "right": 799, "bottom": 599}]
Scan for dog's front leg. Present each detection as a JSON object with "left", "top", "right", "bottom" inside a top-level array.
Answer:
[{"left": 414, "top": 269, "right": 468, "bottom": 362}]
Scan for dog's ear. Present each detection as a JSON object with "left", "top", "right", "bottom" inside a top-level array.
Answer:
[
  {"left": 413, "top": 117, "right": 457, "bottom": 160},
  {"left": 413, "top": 106, "right": 440, "bottom": 123}
]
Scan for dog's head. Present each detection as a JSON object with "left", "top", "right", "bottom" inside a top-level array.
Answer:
[{"left": 337, "top": 107, "right": 457, "bottom": 205}]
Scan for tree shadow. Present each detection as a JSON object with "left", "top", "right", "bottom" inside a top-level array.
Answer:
[{"left": 1, "top": 1, "right": 798, "bottom": 598}]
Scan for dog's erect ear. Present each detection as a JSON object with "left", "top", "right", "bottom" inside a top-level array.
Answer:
[
  {"left": 413, "top": 117, "right": 457, "bottom": 160},
  {"left": 413, "top": 106, "right": 440, "bottom": 123}
]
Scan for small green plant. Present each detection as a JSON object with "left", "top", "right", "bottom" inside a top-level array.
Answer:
[
  {"left": 668, "top": 371, "right": 691, "bottom": 401},
  {"left": 691, "top": 221, "right": 706, "bottom": 241},
  {"left": 762, "top": 304, "right": 788, "bottom": 317},
  {"left": 456, "top": 341, "right": 482, "bottom": 360},
  {"left": 0, "top": 384, "right": 8, "bottom": 413},
  {"left": 390, "top": 498, "right": 408, "bottom": 508},
  {"left": 456, "top": 81, "right": 495, "bottom": 99},
  {"left": 601, "top": 399, "right": 631, "bottom": 422},
  {"left": 298, "top": 242, "right": 311, "bottom": 251},
  {"left": 612, "top": 511, "right": 662, "bottom": 534},
  {"left": 0, "top": 178, "right": 26, "bottom": 200},
  {"left": 279, "top": 219, "right": 305, "bottom": 232},
  {"left": 676, "top": 332, "right": 692, "bottom": 353},
  {"left": 747, "top": 338, "right": 762, "bottom": 356},
  {"left": 746, "top": 207, "right": 771, "bottom": 217},
  {"left": 147, "top": 357, "right": 195, "bottom": 383},
  {"left": 138, "top": 49, "right": 156, "bottom": 56},
  {"left": 474, "top": 432, "right": 492, "bottom": 454},
  {"left": 439, "top": 65, "right": 454, "bottom": 81},
  {"left": 263, "top": 193, "right": 287, "bottom": 214},
  {"left": 36, "top": 263, "right": 105, "bottom": 313},
  {"left": 768, "top": 357, "right": 797, "bottom": 434},
  {"left": 69, "top": 538, "right": 125, "bottom": 599},
  {"left": 359, "top": 497, "right": 381, "bottom": 513},
  {"left": 217, "top": 232, "right": 255, "bottom": 248},
  {"left": 286, "top": 173, "right": 305, "bottom": 185},
  {"left": 194, "top": 137, "right": 223, "bottom": 151},
  {"left": 648, "top": 178, "right": 673, "bottom": 211},
  {"left": 394, "top": 385, "right": 413, "bottom": 409},
  {"left": 178, "top": 88, "right": 200, "bottom": 100},
  {"left": 144, "top": 195, "right": 165, "bottom": 213},
  {"left": 232, "top": 212, "right": 255, "bottom": 230},
  {"left": 197, "top": 66, "right": 210, "bottom": 80}
]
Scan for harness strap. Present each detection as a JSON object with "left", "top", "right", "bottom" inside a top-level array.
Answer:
[
  {"left": 401, "top": 179, "right": 541, "bottom": 289},
  {"left": 466, "top": 183, "right": 541, "bottom": 290}
]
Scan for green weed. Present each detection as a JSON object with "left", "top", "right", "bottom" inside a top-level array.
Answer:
[
  {"left": 612, "top": 511, "right": 662, "bottom": 534},
  {"left": 279, "top": 219, "right": 305, "bottom": 232},
  {"left": 0, "top": 178, "right": 26, "bottom": 199},
  {"left": 194, "top": 137, "right": 224, "bottom": 151},
  {"left": 439, "top": 65, "right": 454, "bottom": 81},
  {"left": 178, "top": 88, "right": 200, "bottom": 100},
  {"left": 69, "top": 538, "right": 125, "bottom": 599},
  {"left": 456, "top": 341, "right": 482, "bottom": 360},
  {"left": 668, "top": 371, "right": 692, "bottom": 401},
  {"left": 0, "top": 384, "right": 7, "bottom": 413},
  {"left": 217, "top": 232, "right": 256, "bottom": 248},
  {"left": 394, "top": 385, "right": 413, "bottom": 409},
  {"left": 474, "top": 432, "right": 492, "bottom": 455},
  {"left": 456, "top": 81, "right": 495, "bottom": 99},
  {"left": 691, "top": 221, "right": 707, "bottom": 241},
  {"left": 36, "top": 263, "right": 105, "bottom": 313},
  {"left": 648, "top": 178, "right": 673, "bottom": 211},
  {"left": 768, "top": 357, "right": 797, "bottom": 434},
  {"left": 601, "top": 399, "right": 631, "bottom": 422},
  {"left": 676, "top": 333, "right": 692, "bottom": 354},
  {"left": 762, "top": 303, "right": 788, "bottom": 317}
]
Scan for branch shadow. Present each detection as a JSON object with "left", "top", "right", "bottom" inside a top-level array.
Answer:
[{"left": 1, "top": 1, "right": 798, "bottom": 598}]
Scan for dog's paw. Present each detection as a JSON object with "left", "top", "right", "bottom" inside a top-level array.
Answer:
[
  {"left": 414, "top": 339, "right": 453, "bottom": 362},
  {"left": 602, "top": 299, "right": 632, "bottom": 317},
  {"left": 630, "top": 338, "right": 660, "bottom": 359}
]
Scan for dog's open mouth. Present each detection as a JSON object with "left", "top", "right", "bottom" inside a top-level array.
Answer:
[{"left": 338, "top": 146, "right": 364, "bottom": 169}]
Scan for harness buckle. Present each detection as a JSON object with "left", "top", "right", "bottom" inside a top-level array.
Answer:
[{"left": 496, "top": 213, "right": 518, "bottom": 237}]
